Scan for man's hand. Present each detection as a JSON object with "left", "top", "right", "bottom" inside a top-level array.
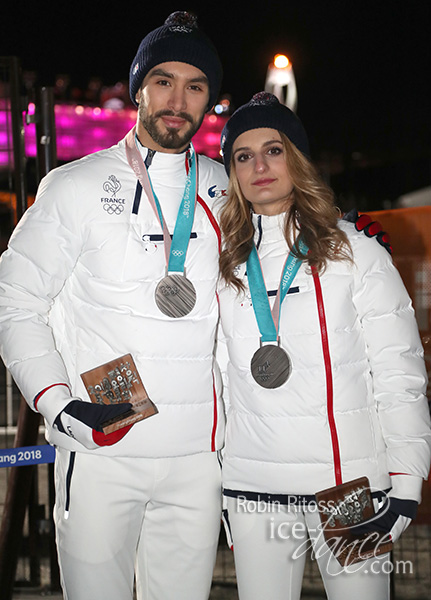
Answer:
[
  {"left": 54, "top": 400, "right": 134, "bottom": 449},
  {"left": 350, "top": 497, "right": 417, "bottom": 543},
  {"left": 342, "top": 208, "right": 392, "bottom": 254}
]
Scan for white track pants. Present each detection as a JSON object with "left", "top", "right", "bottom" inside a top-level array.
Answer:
[
  {"left": 226, "top": 496, "right": 390, "bottom": 600},
  {"left": 54, "top": 449, "right": 222, "bottom": 600}
]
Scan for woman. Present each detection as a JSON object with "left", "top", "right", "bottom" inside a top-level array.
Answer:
[{"left": 217, "top": 92, "right": 431, "bottom": 600}]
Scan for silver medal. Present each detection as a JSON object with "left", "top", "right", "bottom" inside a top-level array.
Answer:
[
  {"left": 155, "top": 274, "right": 196, "bottom": 318},
  {"left": 250, "top": 344, "right": 291, "bottom": 389}
]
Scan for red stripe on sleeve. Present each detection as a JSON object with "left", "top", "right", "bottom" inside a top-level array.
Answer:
[{"left": 33, "top": 383, "right": 70, "bottom": 411}]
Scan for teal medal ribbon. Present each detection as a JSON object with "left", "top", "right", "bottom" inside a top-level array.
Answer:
[
  {"left": 247, "top": 237, "right": 308, "bottom": 388},
  {"left": 125, "top": 128, "right": 198, "bottom": 318},
  {"left": 145, "top": 140, "right": 197, "bottom": 274}
]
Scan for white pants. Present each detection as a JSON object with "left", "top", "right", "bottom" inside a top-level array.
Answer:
[
  {"left": 54, "top": 449, "right": 222, "bottom": 600},
  {"left": 226, "top": 496, "right": 390, "bottom": 600}
]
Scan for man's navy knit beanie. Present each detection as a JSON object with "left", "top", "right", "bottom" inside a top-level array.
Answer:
[{"left": 129, "top": 11, "right": 223, "bottom": 110}]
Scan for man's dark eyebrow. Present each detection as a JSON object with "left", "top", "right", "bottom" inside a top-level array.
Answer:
[
  {"left": 189, "top": 75, "right": 209, "bottom": 85},
  {"left": 148, "top": 68, "right": 208, "bottom": 85},
  {"left": 149, "top": 68, "right": 174, "bottom": 79}
]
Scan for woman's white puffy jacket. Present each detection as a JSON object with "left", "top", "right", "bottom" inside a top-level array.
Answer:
[
  {"left": 219, "top": 213, "right": 431, "bottom": 499},
  {"left": 0, "top": 133, "right": 228, "bottom": 457}
]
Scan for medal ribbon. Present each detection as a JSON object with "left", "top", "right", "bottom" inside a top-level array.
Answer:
[
  {"left": 125, "top": 127, "right": 197, "bottom": 273},
  {"left": 246, "top": 238, "right": 308, "bottom": 343}
]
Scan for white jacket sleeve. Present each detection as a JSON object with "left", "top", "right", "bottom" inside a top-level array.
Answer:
[
  {"left": 0, "top": 168, "right": 83, "bottom": 419},
  {"left": 215, "top": 315, "right": 230, "bottom": 418},
  {"left": 350, "top": 230, "right": 431, "bottom": 489}
]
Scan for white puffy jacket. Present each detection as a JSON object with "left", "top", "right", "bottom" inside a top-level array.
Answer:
[
  {"left": 0, "top": 131, "right": 228, "bottom": 457},
  {"left": 219, "top": 213, "right": 431, "bottom": 500}
]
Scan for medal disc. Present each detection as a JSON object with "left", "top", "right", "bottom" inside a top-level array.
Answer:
[
  {"left": 155, "top": 274, "right": 196, "bottom": 318},
  {"left": 250, "top": 344, "right": 291, "bottom": 389}
]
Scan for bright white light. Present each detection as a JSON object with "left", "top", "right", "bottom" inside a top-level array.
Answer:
[
  {"left": 274, "top": 54, "right": 289, "bottom": 69},
  {"left": 265, "top": 54, "right": 298, "bottom": 112}
]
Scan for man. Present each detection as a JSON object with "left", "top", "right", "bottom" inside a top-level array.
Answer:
[{"left": 0, "top": 12, "right": 227, "bottom": 600}]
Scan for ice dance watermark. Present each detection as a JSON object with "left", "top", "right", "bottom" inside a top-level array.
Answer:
[{"left": 231, "top": 493, "right": 415, "bottom": 577}]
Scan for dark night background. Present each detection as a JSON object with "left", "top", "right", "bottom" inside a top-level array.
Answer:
[{"left": 1, "top": 0, "right": 430, "bottom": 210}]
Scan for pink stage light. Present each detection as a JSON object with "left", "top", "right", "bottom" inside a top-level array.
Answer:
[{"left": 0, "top": 102, "right": 227, "bottom": 168}]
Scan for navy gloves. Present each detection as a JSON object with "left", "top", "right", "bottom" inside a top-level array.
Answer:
[
  {"left": 342, "top": 208, "right": 392, "bottom": 254},
  {"left": 351, "top": 497, "right": 418, "bottom": 543},
  {"left": 54, "top": 400, "right": 134, "bottom": 449}
]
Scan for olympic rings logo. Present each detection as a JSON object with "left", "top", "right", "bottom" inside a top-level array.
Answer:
[
  {"left": 171, "top": 250, "right": 184, "bottom": 257},
  {"left": 103, "top": 203, "right": 124, "bottom": 215}
]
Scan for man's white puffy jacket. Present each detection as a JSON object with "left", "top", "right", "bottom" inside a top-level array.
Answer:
[
  {"left": 219, "top": 213, "right": 431, "bottom": 498},
  {"left": 0, "top": 132, "right": 228, "bottom": 457}
]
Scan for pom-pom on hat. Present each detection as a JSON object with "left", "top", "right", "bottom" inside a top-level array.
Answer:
[
  {"left": 221, "top": 92, "right": 310, "bottom": 175},
  {"left": 129, "top": 11, "right": 223, "bottom": 110}
]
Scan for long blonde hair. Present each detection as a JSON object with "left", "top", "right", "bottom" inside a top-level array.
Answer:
[{"left": 219, "top": 133, "right": 352, "bottom": 292}]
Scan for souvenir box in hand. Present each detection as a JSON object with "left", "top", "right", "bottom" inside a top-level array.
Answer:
[
  {"left": 315, "top": 476, "right": 393, "bottom": 566},
  {"left": 80, "top": 354, "right": 158, "bottom": 434}
]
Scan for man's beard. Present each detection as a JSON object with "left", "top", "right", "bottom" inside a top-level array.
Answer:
[{"left": 138, "top": 107, "right": 204, "bottom": 150}]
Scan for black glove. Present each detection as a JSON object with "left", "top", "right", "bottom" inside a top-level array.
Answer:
[
  {"left": 342, "top": 208, "right": 392, "bottom": 254},
  {"left": 54, "top": 400, "right": 134, "bottom": 449},
  {"left": 350, "top": 497, "right": 417, "bottom": 543}
]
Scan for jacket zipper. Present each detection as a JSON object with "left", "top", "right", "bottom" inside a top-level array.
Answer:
[{"left": 312, "top": 267, "right": 342, "bottom": 486}]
